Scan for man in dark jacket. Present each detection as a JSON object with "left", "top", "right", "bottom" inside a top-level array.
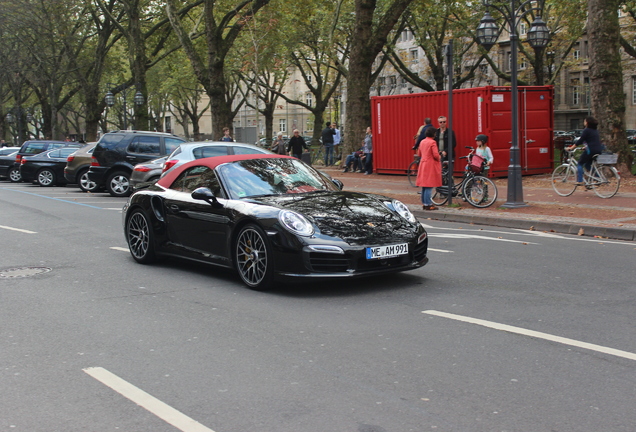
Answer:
[
  {"left": 434, "top": 116, "right": 456, "bottom": 160},
  {"left": 321, "top": 121, "right": 336, "bottom": 166},
  {"left": 413, "top": 117, "right": 433, "bottom": 150}
]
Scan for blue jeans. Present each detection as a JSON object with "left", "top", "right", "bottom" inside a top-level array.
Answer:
[
  {"left": 421, "top": 187, "right": 433, "bottom": 205},
  {"left": 324, "top": 145, "right": 334, "bottom": 166}
]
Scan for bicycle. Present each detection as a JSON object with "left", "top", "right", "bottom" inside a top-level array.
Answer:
[
  {"left": 431, "top": 146, "right": 498, "bottom": 208},
  {"left": 551, "top": 149, "right": 620, "bottom": 198}
]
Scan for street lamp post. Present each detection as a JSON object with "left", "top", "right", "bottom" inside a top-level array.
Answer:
[
  {"left": 476, "top": 0, "right": 549, "bottom": 208},
  {"left": 105, "top": 84, "right": 145, "bottom": 130}
]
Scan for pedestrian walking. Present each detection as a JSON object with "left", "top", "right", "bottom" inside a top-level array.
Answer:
[
  {"left": 416, "top": 127, "right": 442, "bottom": 210},
  {"left": 286, "top": 129, "right": 308, "bottom": 159},
  {"left": 271, "top": 132, "right": 286, "bottom": 154},
  {"left": 363, "top": 126, "right": 373, "bottom": 175},
  {"left": 321, "top": 121, "right": 336, "bottom": 166}
]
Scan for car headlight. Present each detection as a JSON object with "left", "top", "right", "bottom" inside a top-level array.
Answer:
[
  {"left": 279, "top": 210, "right": 314, "bottom": 236},
  {"left": 386, "top": 199, "right": 417, "bottom": 223}
]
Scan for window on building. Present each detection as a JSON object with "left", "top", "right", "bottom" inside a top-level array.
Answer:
[
  {"left": 519, "top": 23, "right": 527, "bottom": 35},
  {"left": 306, "top": 75, "right": 312, "bottom": 83},
  {"left": 573, "top": 50, "right": 580, "bottom": 61},
  {"left": 519, "top": 58, "right": 527, "bottom": 70},
  {"left": 632, "top": 77, "right": 636, "bottom": 104},
  {"left": 279, "top": 119, "right": 287, "bottom": 133},
  {"left": 571, "top": 79, "right": 580, "bottom": 105},
  {"left": 410, "top": 49, "right": 418, "bottom": 61},
  {"left": 306, "top": 93, "right": 313, "bottom": 107}
]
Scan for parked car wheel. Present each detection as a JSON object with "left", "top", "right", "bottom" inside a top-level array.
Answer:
[
  {"left": 126, "top": 209, "right": 156, "bottom": 264},
  {"left": 234, "top": 224, "right": 274, "bottom": 291},
  {"left": 37, "top": 168, "right": 56, "bottom": 187},
  {"left": 78, "top": 168, "right": 100, "bottom": 192},
  {"left": 8, "top": 166, "right": 21, "bottom": 182},
  {"left": 107, "top": 170, "right": 131, "bottom": 197}
]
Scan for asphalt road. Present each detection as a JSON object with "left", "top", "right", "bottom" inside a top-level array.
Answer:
[{"left": 1, "top": 182, "right": 635, "bottom": 432}]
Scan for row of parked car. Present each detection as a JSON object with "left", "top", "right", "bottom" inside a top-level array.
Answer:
[{"left": 0, "top": 131, "right": 274, "bottom": 196}]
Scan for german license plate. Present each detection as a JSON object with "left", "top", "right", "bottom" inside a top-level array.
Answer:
[{"left": 366, "top": 243, "right": 408, "bottom": 260}]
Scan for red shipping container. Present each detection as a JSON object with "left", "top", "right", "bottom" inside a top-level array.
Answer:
[{"left": 371, "top": 85, "right": 554, "bottom": 177}]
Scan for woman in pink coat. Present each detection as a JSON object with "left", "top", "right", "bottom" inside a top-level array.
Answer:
[{"left": 416, "top": 127, "right": 442, "bottom": 210}]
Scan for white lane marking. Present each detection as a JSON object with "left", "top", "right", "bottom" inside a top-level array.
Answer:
[
  {"left": 428, "top": 233, "right": 538, "bottom": 244},
  {"left": 83, "top": 367, "right": 216, "bottom": 432},
  {"left": 110, "top": 247, "right": 129, "bottom": 252},
  {"left": 422, "top": 310, "right": 636, "bottom": 362},
  {"left": 0, "top": 225, "right": 37, "bottom": 234},
  {"left": 428, "top": 248, "right": 453, "bottom": 253}
]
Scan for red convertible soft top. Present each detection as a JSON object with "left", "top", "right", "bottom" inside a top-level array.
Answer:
[{"left": 156, "top": 154, "right": 297, "bottom": 189}]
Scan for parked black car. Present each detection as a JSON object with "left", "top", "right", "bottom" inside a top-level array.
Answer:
[
  {"left": 7, "top": 140, "right": 68, "bottom": 182},
  {"left": 87, "top": 131, "right": 186, "bottom": 197},
  {"left": 123, "top": 154, "right": 429, "bottom": 290},
  {"left": 0, "top": 147, "right": 20, "bottom": 179},
  {"left": 20, "top": 145, "right": 85, "bottom": 186}
]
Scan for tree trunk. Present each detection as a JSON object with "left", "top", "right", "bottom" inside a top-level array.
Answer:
[
  {"left": 587, "top": 0, "right": 633, "bottom": 170},
  {"left": 344, "top": 0, "right": 413, "bottom": 154}
]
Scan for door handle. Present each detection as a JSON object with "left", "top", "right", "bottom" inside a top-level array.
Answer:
[{"left": 169, "top": 204, "right": 180, "bottom": 212}]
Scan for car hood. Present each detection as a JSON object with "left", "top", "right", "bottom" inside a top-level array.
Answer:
[{"left": 249, "top": 191, "right": 417, "bottom": 245}]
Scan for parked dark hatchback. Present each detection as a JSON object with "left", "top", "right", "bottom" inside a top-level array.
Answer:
[
  {"left": 20, "top": 145, "right": 85, "bottom": 186},
  {"left": 88, "top": 131, "right": 186, "bottom": 197},
  {"left": 0, "top": 147, "right": 20, "bottom": 179},
  {"left": 7, "top": 140, "right": 68, "bottom": 182}
]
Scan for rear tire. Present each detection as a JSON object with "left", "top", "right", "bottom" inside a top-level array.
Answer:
[
  {"left": 407, "top": 159, "right": 419, "bottom": 187},
  {"left": 78, "top": 168, "right": 100, "bottom": 192},
  {"left": 107, "top": 170, "right": 132, "bottom": 197},
  {"left": 37, "top": 168, "right": 56, "bottom": 187},
  {"left": 593, "top": 165, "right": 620, "bottom": 198}
]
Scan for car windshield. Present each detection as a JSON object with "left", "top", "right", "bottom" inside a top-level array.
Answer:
[{"left": 217, "top": 158, "right": 338, "bottom": 198}]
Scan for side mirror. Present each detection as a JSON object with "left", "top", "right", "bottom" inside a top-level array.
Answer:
[
  {"left": 191, "top": 187, "right": 221, "bottom": 206},
  {"left": 331, "top": 178, "right": 344, "bottom": 190}
]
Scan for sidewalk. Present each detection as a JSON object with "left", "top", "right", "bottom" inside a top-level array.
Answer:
[{"left": 319, "top": 165, "right": 636, "bottom": 241}]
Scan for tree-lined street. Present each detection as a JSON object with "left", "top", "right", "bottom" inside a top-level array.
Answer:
[{"left": 1, "top": 182, "right": 634, "bottom": 431}]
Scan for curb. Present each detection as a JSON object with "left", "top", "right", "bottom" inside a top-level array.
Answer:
[{"left": 413, "top": 210, "right": 636, "bottom": 241}]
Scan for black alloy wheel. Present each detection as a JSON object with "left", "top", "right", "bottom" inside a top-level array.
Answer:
[
  {"left": 126, "top": 209, "right": 156, "bottom": 264},
  {"left": 235, "top": 224, "right": 274, "bottom": 290}
]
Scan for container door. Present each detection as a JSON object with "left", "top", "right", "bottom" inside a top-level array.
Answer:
[{"left": 519, "top": 88, "right": 553, "bottom": 175}]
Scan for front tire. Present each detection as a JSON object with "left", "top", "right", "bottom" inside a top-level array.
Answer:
[
  {"left": 463, "top": 176, "right": 497, "bottom": 208},
  {"left": 126, "top": 209, "right": 156, "bottom": 264},
  {"left": 37, "top": 168, "right": 56, "bottom": 187},
  {"left": 8, "top": 166, "right": 21, "bottom": 183},
  {"left": 107, "top": 170, "right": 132, "bottom": 197},
  {"left": 551, "top": 165, "right": 577, "bottom": 197},
  {"left": 235, "top": 224, "right": 274, "bottom": 291}
]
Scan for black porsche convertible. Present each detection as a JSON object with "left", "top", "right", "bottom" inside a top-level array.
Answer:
[{"left": 122, "top": 154, "right": 428, "bottom": 290}]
